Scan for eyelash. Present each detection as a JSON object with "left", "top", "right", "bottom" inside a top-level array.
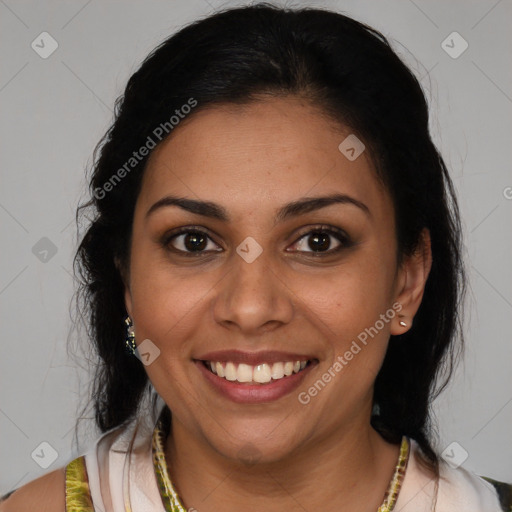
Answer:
[{"left": 160, "top": 224, "right": 353, "bottom": 258}]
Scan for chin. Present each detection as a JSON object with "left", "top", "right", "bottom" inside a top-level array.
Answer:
[{"left": 206, "top": 422, "right": 305, "bottom": 466}]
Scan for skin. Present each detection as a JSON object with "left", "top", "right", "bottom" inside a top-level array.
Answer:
[
  {"left": 119, "top": 95, "right": 432, "bottom": 512},
  {"left": 0, "top": 95, "right": 432, "bottom": 512},
  {"left": 0, "top": 467, "right": 66, "bottom": 511}
]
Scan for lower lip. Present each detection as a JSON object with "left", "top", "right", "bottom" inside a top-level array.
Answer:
[{"left": 195, "top": 360, "right": 315, "bottom": 404}]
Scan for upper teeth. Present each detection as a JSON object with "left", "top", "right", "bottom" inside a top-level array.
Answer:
[{"left": 206, "top": 360, "right": 308, "bottom": 384}]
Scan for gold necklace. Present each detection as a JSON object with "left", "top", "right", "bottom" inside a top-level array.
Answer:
[{"left": 152, "top": 414, "right": 410, "bottom": 512}]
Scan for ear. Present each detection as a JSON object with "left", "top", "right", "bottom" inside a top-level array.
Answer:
[
  {"left": 390, "top": 228, "right": 432, "bottom": 335},
  {"left": 115, "top": 256, "right": 133, "bottom": 318}
]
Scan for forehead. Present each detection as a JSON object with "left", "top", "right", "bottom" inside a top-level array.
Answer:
[{"left": 137, "top": 97, "right": 392, "bottom": 223}]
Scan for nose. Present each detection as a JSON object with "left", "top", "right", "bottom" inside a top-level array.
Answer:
[{"left": 212, "top": 244, "right": 294, "bottom": 335}]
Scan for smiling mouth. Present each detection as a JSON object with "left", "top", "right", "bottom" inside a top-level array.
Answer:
[{"left": 200, "top": 359, "right": 315, "bottom": 385}]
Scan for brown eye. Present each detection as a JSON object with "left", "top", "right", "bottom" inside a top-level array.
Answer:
[
  {"left": 289, "top": 226, "right": 352, "bottom": 255},
  {"left": 163, "top": 228, "right": 221, "bottom": 255}
]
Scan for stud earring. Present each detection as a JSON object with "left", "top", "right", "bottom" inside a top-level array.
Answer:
[
  {"left": 399, "top": 320, "right": 407, "bottom": 327},
  {"left": 125, "top": 316, "right": 137, "bottom": 355}
]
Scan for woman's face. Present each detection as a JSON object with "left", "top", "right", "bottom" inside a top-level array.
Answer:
[{"left": 123, "top": 96, "right": 427, "bottom": 463}]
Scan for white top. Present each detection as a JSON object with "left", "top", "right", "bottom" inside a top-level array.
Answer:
[
  {"left": 82, "top": 410, "right": 504, "bottom": 511},
  {"left": 395, "top": 439, "right": 503, "bottom": 511},
  {"left": 85, "top": 415, "right": 165, "bottom": 511}
]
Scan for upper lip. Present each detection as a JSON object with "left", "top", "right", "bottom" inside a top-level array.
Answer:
[{"left": 195, "top": 350, "right": 315, "bottom": 366}]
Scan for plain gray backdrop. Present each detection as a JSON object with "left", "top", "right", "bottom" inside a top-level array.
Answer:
[{"left": 1, "top": 0, "right": 511, "bottom": 493}]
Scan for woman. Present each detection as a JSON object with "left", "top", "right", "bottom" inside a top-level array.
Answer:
[{"left": 1, "top": 3, "right": 510, "bottom": 511}]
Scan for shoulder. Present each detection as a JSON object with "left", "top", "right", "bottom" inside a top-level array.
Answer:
[{"left": 0, "top": 466, "right": 66, "bottom": 512}]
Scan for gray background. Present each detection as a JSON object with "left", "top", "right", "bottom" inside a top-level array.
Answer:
[{"left": 1, "top": 0, "right": 511, "bottom": 493}]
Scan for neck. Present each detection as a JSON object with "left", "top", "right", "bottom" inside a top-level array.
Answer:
[{"left": 164, "top": 415, "right": 400, "bottom": 512}]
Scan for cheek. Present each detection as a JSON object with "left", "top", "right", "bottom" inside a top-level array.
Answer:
[
  {"left": 301, "top": 252, "right": 395, "bottom": 382},
  {"left": 303, "top": 255, "right": 394, "bottom": 333},
  {"left": 127, "top": 251, "right": 206, "bottom": 415},
  {"left": 127, "top": 246, "right": 211, "bottom": 355}
]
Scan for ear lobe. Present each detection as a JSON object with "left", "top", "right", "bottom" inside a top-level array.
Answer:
[
  {"left": 391, "top": 228, "right": 432, "bottom": 335},
  {"left": 124, "top": 286, "right": 133, "bottom": 318},
  {"left": 115, "top": 256, "right": 133, "bottom": 317}
]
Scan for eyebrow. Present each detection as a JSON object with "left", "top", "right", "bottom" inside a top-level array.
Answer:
[{"left": 145, "top": 193, "right": 371, "bottom": 225}]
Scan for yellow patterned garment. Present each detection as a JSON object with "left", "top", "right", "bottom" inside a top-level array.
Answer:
[{"left": 65, "top": 456, "right": 95, "bottom": 512}]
